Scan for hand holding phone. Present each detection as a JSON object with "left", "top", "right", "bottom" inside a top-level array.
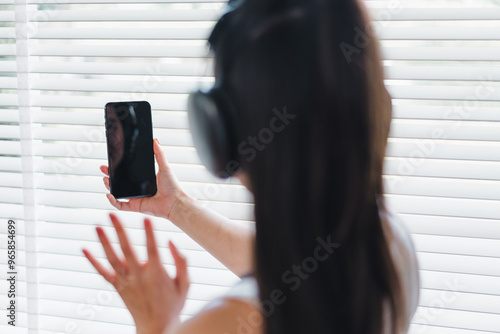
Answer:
[{"left": 100, "top": 138, "right": 185, "bottom": 220}]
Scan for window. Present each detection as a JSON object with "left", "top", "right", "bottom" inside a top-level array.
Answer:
[{"left": 0, "top": 1, "right": 499, "bottom": 333}]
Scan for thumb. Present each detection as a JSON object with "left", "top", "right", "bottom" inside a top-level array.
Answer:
[{"left": 154, "top": 138, "right": 169, "bottom": 170}]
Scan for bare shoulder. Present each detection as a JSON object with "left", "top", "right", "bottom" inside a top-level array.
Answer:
[
  {"left": 380, "top": 207, "right": 421, "bottom": 319},
  {"left": 172, "top": 298, "right": 263, "bottom": 334}
]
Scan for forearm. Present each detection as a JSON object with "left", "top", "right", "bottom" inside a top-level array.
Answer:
[{"left": 166, "top": 192, "right": 255, "bottom": 277}]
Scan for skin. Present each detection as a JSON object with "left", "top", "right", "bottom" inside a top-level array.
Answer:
[
  {"left": 99, "top": 138, "right": 254, "bottom": 277},
  {"left": 84, "top": 138, "right": 261, "bottom": 334}
]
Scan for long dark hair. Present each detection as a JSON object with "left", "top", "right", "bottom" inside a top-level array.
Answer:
[{"left": 211, "top": 0, "right": 404, "bottom": 333}]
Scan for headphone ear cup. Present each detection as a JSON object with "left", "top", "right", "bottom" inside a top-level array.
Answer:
[{"left": 187, "top": 88, "right": 238, "bottom": 178}]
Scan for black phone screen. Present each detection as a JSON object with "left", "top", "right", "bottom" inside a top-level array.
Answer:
[{"left": 105, "top": 101, "right": 157, "bottom": 199}]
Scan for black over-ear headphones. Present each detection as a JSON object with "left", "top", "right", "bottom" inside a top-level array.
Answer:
[{"left": 187, "top": 0, "right": 245, "bottom": 179}]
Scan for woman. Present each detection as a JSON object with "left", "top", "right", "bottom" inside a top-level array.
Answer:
[{"left": 83, "top": 0, "right": 420, "bottom": 333}]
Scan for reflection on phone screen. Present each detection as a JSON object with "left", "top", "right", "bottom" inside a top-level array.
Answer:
[{"left": 105, "top": 101, "right": 157, "bottom": 199}]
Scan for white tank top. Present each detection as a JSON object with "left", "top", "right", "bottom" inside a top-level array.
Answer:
[{"left": 220, "top": 208, "right": 420, "bottom": 332}]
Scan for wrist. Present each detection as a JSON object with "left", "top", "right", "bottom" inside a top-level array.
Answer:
[
  {"left": 136, "top": 316, "right": 180, "bottom": 334},
  {"left": 166, "top": 191, "right": 196, "bottom": 224}
]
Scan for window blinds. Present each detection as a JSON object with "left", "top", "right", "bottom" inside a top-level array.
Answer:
[
  {"left": 0, "top": 0, "right": 498, "bottom": 333},
  {"left": 368, "top": 1, "right": 500, "bottom": 333},
  {"left": 0, "top": 1, "right": 30, "bottom": 333}
]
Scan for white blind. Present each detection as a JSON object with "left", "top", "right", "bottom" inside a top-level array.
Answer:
[
  {"left": 367, "top": 1, "right": 500, "bottom": 333},
  {"left": 0, "top": 0, "right": 31, "bottom": 333},
  {"left": 0, "top": 0, "right": 498, "bottom": 333},
  {"left": 2, "top": 1, "right": 252, "bottom": 333}
]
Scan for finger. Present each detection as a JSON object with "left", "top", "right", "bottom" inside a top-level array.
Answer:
[
  {"left": 106, "top": 193, "right": 132, "bottom": 212},
  {"left": 109, "top": 213, "right": 140, "bottom": 271},
  {"left": 153, "top": 138, "right": 170, "bottom": 170},
  {"left": 95, "top": 226, "right": 126, "bottom": 276},
  {"left": 169, "top": 240, "right": 190, "bottom": 293},
  {"left": 103, "top": 177, "right": 110, "bottom": 191},
  {"left": 100, "top": 165, "right": 109, "bottom": 176},
  {"left": 144, "top": 218, "right": 160, "bottom": 264},
  {"left": 83, "top": 249, "right": 117, "bottom": 284}
]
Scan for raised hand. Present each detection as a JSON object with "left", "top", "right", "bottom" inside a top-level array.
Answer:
[
  {"left": 83, "top": 214, "right": 190, "bottom": 334},
  {"left": 101, "top": 138, "right": 186, "bottom": 220}
]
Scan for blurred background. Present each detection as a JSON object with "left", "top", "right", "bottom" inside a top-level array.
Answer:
[{"left": 0, "top": 0, "right": 499, "bottom": 333}]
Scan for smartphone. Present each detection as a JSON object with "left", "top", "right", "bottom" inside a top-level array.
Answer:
[{"left": 104, "top": 101, "right": 157, "bottom": 199}]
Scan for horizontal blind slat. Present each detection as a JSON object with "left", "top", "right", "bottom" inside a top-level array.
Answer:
[
  {"left": 36, "top": 267, "right": 239, "bottom": 289},
  {"left": 0, "top": 61, "right": 16, "bottom": 73},
  {"left": 387, "top": 194, "right": 500, "bottom": 220},
  {"left": 0, "top": 110, "right": 19, "bottom": 122},
  {"left": 0, "top": 171, "right": 22, "bottom": 187},
  {"left": 0, "top": 156, "right": 21, "bottom": 172},
  {"left": 33, "top": 142, "right": 200, "bottom": 163},
  {"left": 420, "top": 270, "right": 500, "bottom": 298},
  {"left": 413, "top": 234, "right": 500, "bottom": 258},
  {"left": 389, "top": 119, "right": 500, "bottom": 142},
  {"left": 31, "top": 126, "right": 194, "bottom": 146},
  {"left": 31, "top": 27, "right": 211, "bottom": 40},
  {"left": 385, "top": 65, "right": 500, "bottom": 81},
  {"left": 378, "top": 27, "right": 500, "bottom": 41},
  {"left": 412, "top": 306, "right": 500, "bottom": 333},
  {"left": 0, "top": 11, "right": 14, "bottom": 22},
  {"left": 30, "top": 78, "right": 211, "bottom": 94},
  {"left": 0, "top": 186, "right": 23, "bottom": 204},
  {"left": 0, "top": 140, "right": 21, "bottom": 155},
  {"left": 33, "top": 110, "right": 188, "bottom": 128},
  {"left": 387, "top": 85, "right": 500, "bottom": 102},
  {"left": 35, "top": 175, "right": 252, "bottom": 203},
  {"left": 0, "top": 203, "right": 24, "bottom": 219},
  {"left": 28, "top": 0, "right": 224, "bottom": 3},
  {"left": 36, "top": 206, "right": 252, "bottom": 229},
  {"left": 0, "top": 124, "right": 19, "bottom": 139},
  {"left": 419, "top": 288, "right": 500, "bottom": 316},
  {"left": 401, "top": 213, "right": 500, "bottom": 240},
  {"left": 384, "top": 157, "right": 500, "bottom": 181},
  {"left": 31, "top": 95, "right": 188, "bottom": 110},
  {"left": 37, "top": 191, "right": 254, "bottom": 220},
  {"left": 408, "top": 323, "right": 491, "bottom": 334},
  {"left": 30, "top": 61, "right": 209, "bottom": 76},
  {"left": 28, "top": 9, "right": 221, "bottom": 22},
  {"left": 417, "top": 252, "right": 500, "bottom": 277},
  {"left": 38, "top": 314, "right": 134, "bottom": 334},
  {"left": 33, "top": 238, "right": 227, "bottom": 270},
  {"left": 30, "top": 44, "right": 208, "bottom": 58},
  {"left": 0, "top": 27, "right": 14, "bottom": 39},
  {"left": 392, "top": 105, "right": 500, "bottom": 122},
  {"left": 382, "top": 47, "right": 500, "bottom": 61},
  {"left": 0, "top": 44, "right": 16, "bottom": 56},
  {"left": 386, "top": 138, "right": 500, "bottom": 162},
  {"left": 0, "top": 94, "right": 19, "bottom": 107},
  {"left": 37, "top": 282, "right": 228, "bottom": 305},
  {"left": 372, "top": 8, "right": 500, "bottom": 21},
  {"left": 385, "top": 175, "right": 500, "bottom": 202}
]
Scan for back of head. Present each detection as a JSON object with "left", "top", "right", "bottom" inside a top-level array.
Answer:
[{"left": 211, "top": 0, "right": 403, "bottom": 333}]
